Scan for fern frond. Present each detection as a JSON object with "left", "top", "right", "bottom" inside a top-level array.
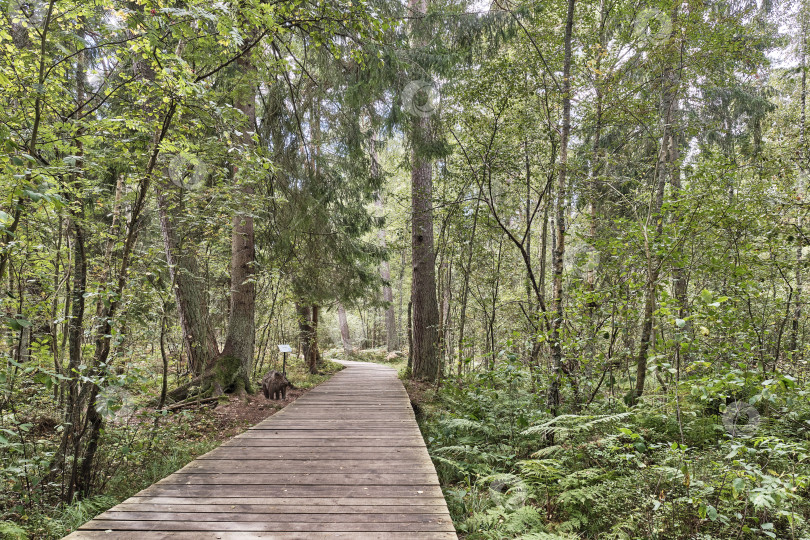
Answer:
[
  {"left": 432, "top": 444, "right": 498, "bottom": 464},
  {"left": 522, "top": 412, "right": 632, "bottom": 438},
  {"left": 516, "top": 532, "right": 578, "bottom": 540},
  {"left": 438, "top": 417, "right": 494, "bottom": 435},
  {"left": 531, "top": 445, "right": 564, "bottom": 458}
]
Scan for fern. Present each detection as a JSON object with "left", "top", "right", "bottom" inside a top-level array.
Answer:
[
  {"left": 518, "top": 459, "right": 564, "bottom": 485},
  {"left": 516, "top": 532, "right": 578, "bottom": 540},
  {"left": 460, "top": 505, "right": 546, "bottom": 538},
  {"left": 530, "top": 444, "right": 564, "bottom": 458},
  {"left": 556, "top": 483, "right": 611, "bottom": 506},
  {"left": 438, "top": 417, "right": 495, "bottom": 436},
  {"left": 433, "top": 444, "right": 500, "bottom": 464},
  {"left": 0, "top": 521, "right": 28, "bottom": 540},
  {"left": 432, "top": 454, "right": 475, "bottom": 478},
  {"left": 522, "top": 412, "right": 633, "bottom": 439}
]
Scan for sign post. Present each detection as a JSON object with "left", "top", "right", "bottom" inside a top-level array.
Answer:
[{"left": 277, "top": 344, "right": 292, "bottom": 377}]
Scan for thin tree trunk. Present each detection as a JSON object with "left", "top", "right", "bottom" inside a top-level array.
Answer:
[
  {"left": 310, "top": 304, "right": 321, "bottom": 372},
  {"left": 158, "top": 313, "right": 169, "bottom": 410},
  {"left": 297, "top": 303, "right": 312, "bottom": 362},
  {"left": 457, "top": 196, "right": 480, "bottom": 376},
  {"left": 548, "top": 0, "right": 576, "bottom": 415},
  {"left": 632, "top": 5, "right": 681, "bottom": 405},
  {"left": 371, "top": 137, "right": 398, "bottom": 352},
  {"left": 338, "top": 302, "right": 352, "bottom": 355},
  {"left": 791, "top": 18, "right": 807, "bottom": 359}
]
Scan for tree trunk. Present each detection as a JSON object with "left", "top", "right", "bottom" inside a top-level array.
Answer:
[
  {"left": 222, "top": 54, "right": 257, "bottom": 393},
  {"left": 308, "top": 304, "right": 321, "bottom": 373},
  {"left": 791, "top": 18, "right": 807, "bottom": 359},
  {"left": 337, "top": 302, "right": 352, "bottom": 355},
  {"left": 411, "top": 147, "right": 441, "bottom": 380},
  {"left": 407, "top": 299, "right": 414, "bottom": 373},
  {"left": 548, "top": 0, "right": 576, "bottom": 415},
  {"left": 371, "top": 136, "right": 399, "bottom": 352},
  {"left": 632, "top": 5, "right": 681, "bottom": 405},
  {"left": 457, "top": 196, "right": 480, "bottom": 376},
  {"left": 297, "top": 303, "right": 312, "bottom": 362},
  {"left": 157, "top": 182, "right": 219, "bottom": 375},
  {"left": 408, "top": 0, "right": 440, "bottom": 381}
]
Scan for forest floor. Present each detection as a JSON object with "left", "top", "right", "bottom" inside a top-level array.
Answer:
[{"left": 168, "top": 386, "right": 309, "bottom": 443}]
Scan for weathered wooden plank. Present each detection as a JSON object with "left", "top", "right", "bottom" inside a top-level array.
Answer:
[
  {"left": 221, "top": 439, "right": 426, "bottom": 447},
  {"left": 134, "top": 484, "right": 444, "bottom": 498},
  {"left": 97, "top": 511, "right": 452, "bottom": 523},
  {"left": 177, "top": 460, "right": 435, "bottom": 473},
  {"left": 156, "top": 472, "right": 439, "bottom": 484},
  {"left": 77, "top": 520, "right": 455, "bottom": 532},
  {"left": 197, "top": 449, "right": 428, "bottom": 460},
  {"left": 65, "top": 531, "right": 458, "bottom": 539},
  {"left": 235, "top": 432, "right": 422, "bottom": 438},
  {"left": 114, "top": 503, "right": 449, "bottom": 513},
  {"left": 123, "top": 496, "right": 448, "bottom": 506}
]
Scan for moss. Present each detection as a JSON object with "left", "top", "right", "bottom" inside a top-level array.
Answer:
[{"left": 213, "top": 355, "right": 241, "bottom": 393}]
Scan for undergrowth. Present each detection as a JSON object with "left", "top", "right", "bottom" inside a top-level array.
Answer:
[{"left": 418, "top": 359, "right": 810, "bottom": 539}]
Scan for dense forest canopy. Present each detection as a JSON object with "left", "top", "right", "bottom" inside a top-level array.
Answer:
[{"left": 1, "top": 0, "right": 809, "bottom": 537}]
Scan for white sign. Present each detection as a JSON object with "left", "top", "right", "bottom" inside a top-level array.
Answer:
[{"left": 277, "top": 344, "right": 293, "bottom": 353}]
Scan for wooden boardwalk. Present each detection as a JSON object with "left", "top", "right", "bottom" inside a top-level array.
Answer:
[{"left": 64, "top": 360, "right": 456, "bottom": 539}]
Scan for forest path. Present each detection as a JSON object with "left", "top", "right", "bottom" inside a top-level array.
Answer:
[{"left": 64, "top": 360, "right": 456, "bottom": 539}]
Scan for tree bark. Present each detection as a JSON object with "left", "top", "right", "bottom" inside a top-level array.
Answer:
[
  {"left": 548, "top": 0, "right": 576, "bottom": 415},
  {"left": 156, "top": 182, "right": 219, "bottom": 374},
  {"left": 457, "top": 196, "right": 480, "bottom": 376},
  {"left": 632, "top": 5, "right": 681, "bottom": 405},
  {"left": 297, "top": 303, "right": 312, "bottom": 362},
  {"left": 408, "top": 0, "right": 440, "bottom": 381},
  {"left": 309, "top": 304, "right": 321, "bottom": 373},
  {"left": 222, "top": 53, "right": 257, "bottom": 392},
  {"left": 337, "top": 302, "right": 352, "bottom": 355},
  {"left": 411, "top": 149, "right": 441, "bottom": 380},
  {"left": 791, "top": 16, "right": 807, "bottom": 359}
]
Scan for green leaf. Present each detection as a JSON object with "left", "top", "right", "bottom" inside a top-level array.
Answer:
[{"left": 732, "top": 477, "right": 744, "bottom": 497}]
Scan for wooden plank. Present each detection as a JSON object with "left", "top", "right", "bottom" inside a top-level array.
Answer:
[
  {"left": 66, "top": 531, "right": 458, "bottom": 539},
  {"left": 134, "top": 484, "right": 445, "bottom": 498},
  {"left": 156, "top": 473, "right": 440, "bottom": 484},
  {"left": 197, "top": 449, "right": 429, "bottom": 457},
  {"left": 178, "top": 460, "right": 435, "bottom": 472},
  {"left": 76, "top": 520, "right": 456, "bottom": 532},
  {"left": 113, "top": 503, "right": 449, "bottom": 513},
  {"left": 66, "top": 360, "right": 456, "bottom": 539},
  {"left": 97, "top": 512, "right": 451, "bottom": 523},
  {"left": 123, "top": 496, "right": 448, "bottom": 506},
  {"left": 221, "top": 440, "right": 427, "bottom": 447}
]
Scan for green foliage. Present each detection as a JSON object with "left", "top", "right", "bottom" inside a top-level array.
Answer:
[{"left": 419, "top": 356, "right": 810, "bottom": 539}]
